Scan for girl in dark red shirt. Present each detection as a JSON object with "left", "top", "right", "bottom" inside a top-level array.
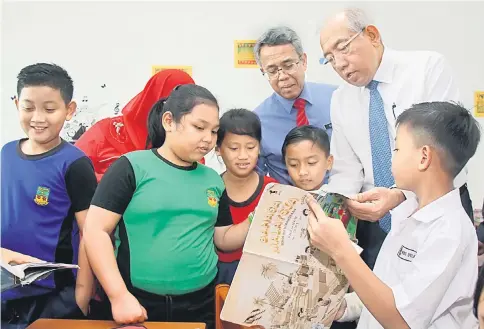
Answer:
[{"left": 216, "top": 108, "right": 277, "bottom": 284}]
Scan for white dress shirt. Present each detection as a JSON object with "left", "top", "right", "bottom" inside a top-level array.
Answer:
[
  {"left": 328, "top": 48, "right": 466, "bottom": 195},
  {"left": 356, "top": 189, "right": 478, "bottom": 329}
]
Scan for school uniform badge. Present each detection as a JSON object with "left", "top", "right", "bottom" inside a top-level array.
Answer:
[
  {"left": 34, "top": 186, "right": 50, "bottom": 206},
  {"left": 206, "top": 189, "right": 218, "bottom": 208}
]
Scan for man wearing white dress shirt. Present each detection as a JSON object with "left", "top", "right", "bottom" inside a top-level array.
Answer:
[{"left": 320, "top": 8, "right": 473, "bottom": 269}]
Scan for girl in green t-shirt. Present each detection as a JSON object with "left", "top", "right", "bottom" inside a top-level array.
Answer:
[{"left": 83, "top": 85, "right": 251, "bottom": 329}]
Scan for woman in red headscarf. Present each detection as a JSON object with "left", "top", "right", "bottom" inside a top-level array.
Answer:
[{"left": 75, "top": 69, "right": 200, "bottom": 181}]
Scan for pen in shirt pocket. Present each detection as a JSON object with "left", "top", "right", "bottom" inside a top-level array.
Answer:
[{"left": 392, "top": 102, "right": 397, "bottom": 120}]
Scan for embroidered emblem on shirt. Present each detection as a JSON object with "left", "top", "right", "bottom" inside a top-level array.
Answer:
[
  {"left": 34, "top": 186, "right": 50, "bottom": 206},
  {"left": 206, "top": 189, "right": 218, "bottom": 208},
  {"left": 397, "top": 245, "right": 417, "bottom": 262}
]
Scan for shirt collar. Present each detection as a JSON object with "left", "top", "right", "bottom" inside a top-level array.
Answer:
[
  {"left": 411, "top": 188, "right": 462, "bottom": 223},
  {"left": 274, "top": 82, "right": 313, "bottom": 114},
  {"left": 372, "top": 47, "right": 396, "bottom": 85},
  {"left": 391, "top": 188, "right": 462, "bottom": 224}
]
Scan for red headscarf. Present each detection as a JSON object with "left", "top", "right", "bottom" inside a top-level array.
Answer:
[
  {"left": 105, "top": 69, "right": 195, "bottom": 153},
  {"left": 75, "top": 69, "right": 196, "bottom": 179}
]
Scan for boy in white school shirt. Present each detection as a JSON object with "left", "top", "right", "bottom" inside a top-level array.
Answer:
[{"left": 307, "top": 101, "right": 481, "bottom": 329}]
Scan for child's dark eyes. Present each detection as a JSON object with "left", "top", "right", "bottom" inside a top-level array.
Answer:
[
  {"left": 228, "top": 146, "right": 256, "bottom": 151},
  {"left": 194, "top": 125, "right": 217, "bottom": 134},
  {"left": 46, "top": 109, "right": 56, "bottom": 112}
]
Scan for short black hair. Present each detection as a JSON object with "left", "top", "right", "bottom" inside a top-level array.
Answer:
[
  {"left": 474, "top": 265, "right": 484, "bottom": 317},
  {"left": 396, "top": 101, "right": 481, "bottom": 178},
  {"left": 217, "top": 108, "right": 261, "bottom": 147},
  {"left": 17, "top": 63, "right": 74, "bottom": 104},
  {"left": 282, "top": 125, "right": 330, "bottom": 159}
]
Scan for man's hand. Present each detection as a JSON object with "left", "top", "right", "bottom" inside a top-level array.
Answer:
[
  {"left": 1, "top": 248, "right": 45, "bottom": 265},
  {"left": 110, "top": 290, "right": 148, "bottom": 324},
  {"left": 306, "top": 196, "right": 352, "bottom": 259},
  {"left": 346, "top": 187, "right": 405, "bottom": 221}
]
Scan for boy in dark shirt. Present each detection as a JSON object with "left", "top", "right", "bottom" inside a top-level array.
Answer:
[{"left": 1, "top": 63, "right": 97, "bottom": 328}]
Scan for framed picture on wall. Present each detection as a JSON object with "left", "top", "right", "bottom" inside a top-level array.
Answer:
[
  {"left": 234, "top": 40, "right": 258, "bottom": 68},
  {"left": 475, "top": 91, "right": 484, "bottom": 118},
  {"left": 151, "top": 65, "right": 193, "bottom": 77}
]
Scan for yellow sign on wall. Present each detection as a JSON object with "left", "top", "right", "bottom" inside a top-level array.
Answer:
[
  {"left": 475, "top": 91, "right": 484, "bottom": 118},
  {"left": 151, "top": 65, "right": 193, "bottom": 77},
  {"left": 234, "top": 40, "right": 258, "bottom": 68}
]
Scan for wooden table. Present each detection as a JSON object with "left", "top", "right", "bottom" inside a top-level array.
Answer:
[{"left": 27, "top": 319, "right": 206, "bottom": 329}]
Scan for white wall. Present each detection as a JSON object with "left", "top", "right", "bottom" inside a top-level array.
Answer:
[{"left": 1, "top": 1, "right": 483, "bottom": 206}]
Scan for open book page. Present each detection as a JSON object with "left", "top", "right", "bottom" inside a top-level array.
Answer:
[
  {"left": 242, "top": 183, "right": 317, "bottom": 265},
  {"left": 21, "top": 262, "right": 78, "bottom": 275},
  {"left": 243, "top": 183, "right": 359, "bottom": 267},
  {"left": 221, "top": 183, "right": 363, "bottom": 328},
  {"left": 23, "top": 268, "right": 60, "bottom": 285},
  {"left": 222, "top": 253, "right": 348, "bottom": 328}
]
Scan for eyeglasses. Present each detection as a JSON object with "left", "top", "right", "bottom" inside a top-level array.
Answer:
[
  {"left": 322, "top": 29, "right": 364, "bottom": 66},
  {"left": 261, "top": 59, "right": 301, "bottom": 80}
]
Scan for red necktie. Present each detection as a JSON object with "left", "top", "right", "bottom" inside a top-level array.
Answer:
[{"left": 294, "top": 98, "right": 309, "bottom": 126}]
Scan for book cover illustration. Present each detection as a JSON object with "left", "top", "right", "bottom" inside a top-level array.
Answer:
[
  {"left": 312, "top": 192, "right": 358, "bottom": 243},
  {"left": 221, "top": 183, "right": 362, "bottom": 329}
]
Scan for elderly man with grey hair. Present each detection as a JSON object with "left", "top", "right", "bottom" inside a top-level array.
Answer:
[
  {"left": 253, "top": 26, "right": 337, "bottom": 185},
  {"left": 313, "top": 6, "right": 475, "bottom": 329},
  {"left": 319, "top": 7, "right": 472, "bottom": 269}
]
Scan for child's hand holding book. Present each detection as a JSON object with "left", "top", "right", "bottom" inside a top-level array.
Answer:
[{"left": 306, "top": 197, "right": 357, "bottom": 260}]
